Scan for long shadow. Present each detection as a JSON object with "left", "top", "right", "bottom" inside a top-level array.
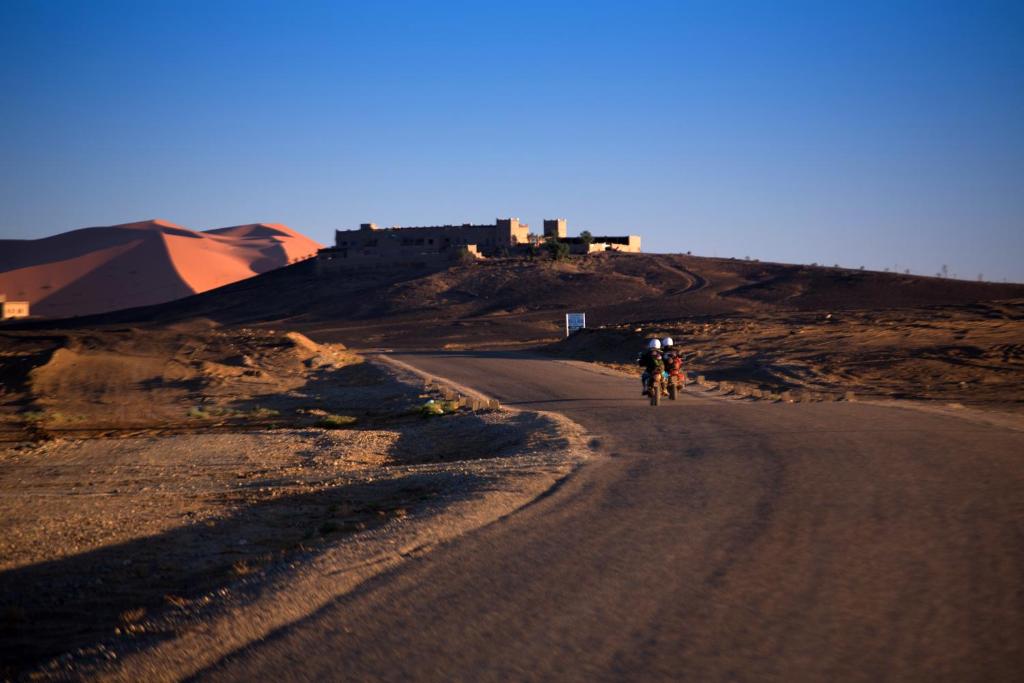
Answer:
[
  {"left": 388, "top": 408, "right": 569, "bottom": 466},
  {"left": 0, "top": 468, "right": 484, "bottom": 678},
  {"left": 221, "top": 360, "right": 424, "bottom": 423}
]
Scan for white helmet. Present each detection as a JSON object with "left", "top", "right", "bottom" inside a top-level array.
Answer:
[
  {"left": 662, "top": 337, "right": 674, "bottom": 347},
  {"left": 648, "top": 338, "right": 661, "bottom": 349}
]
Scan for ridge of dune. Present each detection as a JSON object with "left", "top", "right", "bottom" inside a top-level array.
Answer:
[
  {"left": 0, "top": 220, "right": 323, "bottom": 317},
  {"left": 204, "top": 223, "right": 300, "bottom": 239},
  {"left": 159, "top": 229, "right": 263, "bottom": 294},
  {"left": 199, "top": 222, "right": 323, "bottom": 271},
  {"left": 118, "top": 218, "right": 187, "bottom": 230}
]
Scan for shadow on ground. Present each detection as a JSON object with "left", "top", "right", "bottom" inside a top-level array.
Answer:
[{"left": 0, "top": 470, "right": 479, "bottom": 678}]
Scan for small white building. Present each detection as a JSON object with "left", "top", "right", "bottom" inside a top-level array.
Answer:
[{"left": 0, "top": 294, "right": 30, "bottom": 320}]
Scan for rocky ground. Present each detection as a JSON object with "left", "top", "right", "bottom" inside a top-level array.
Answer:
[
  {"left": 0, "top": 324, "right": 371, "bottom": 439},
  {"left": 548, "top": 299, "right": 1024, "bottom": 411},
  {"left": 0, "top": 327, "right": 588, "bottom": 680}
]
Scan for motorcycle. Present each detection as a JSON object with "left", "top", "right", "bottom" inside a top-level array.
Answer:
[
  {"left": 667, "top": 367, "right": 685, "bottom": 400},
  {"left": 646, "top": 371, "right": 666, "bottom": 406}
]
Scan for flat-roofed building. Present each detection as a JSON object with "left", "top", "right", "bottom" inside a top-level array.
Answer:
[
  {"left": 541, "top": 218, "right": 641, "bottom": 254},
  {"left": 0, "top": 294, "right": 30, "bottom": 319},
  {"left": 318, "top": 218, "right": 530, "bottom": 270},
  {"left": 572, "top": 234, "right": 642, "bottom": 253},
  {"left": 316, "top": 215, "right": 641, "bottom": 271}
]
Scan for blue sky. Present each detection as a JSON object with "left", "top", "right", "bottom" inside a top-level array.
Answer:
[{"left": 2, "top": 0, "right": 1022, "bottom": 281}]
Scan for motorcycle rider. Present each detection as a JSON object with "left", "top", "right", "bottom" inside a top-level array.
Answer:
[
  {"left": 662, "top": 337, "right": 684, "bottom": 389},
  {"left": 637, "top": 338, "right": 664, "bottom": 396}
]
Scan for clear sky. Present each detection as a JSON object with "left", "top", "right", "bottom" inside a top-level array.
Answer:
[{"left": 2, "top": 0, "right": 1022, "bottom": 281}]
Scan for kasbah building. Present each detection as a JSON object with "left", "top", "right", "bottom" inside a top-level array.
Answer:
[{"left": 317, "top": 217, "right": 641, "bottom": 271}]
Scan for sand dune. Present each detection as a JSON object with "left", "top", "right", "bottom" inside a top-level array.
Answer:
[{"left": 0, "top": 219, "right": 322, "bottom": 317}]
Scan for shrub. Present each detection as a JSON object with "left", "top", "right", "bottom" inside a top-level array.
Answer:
[
  {"left": 420, "top": 401, "right": 445, "bottom": 417},
  {"left": 318, "top": 414, "right": 358, "bottom": 428},
  {"left": 420, "top": 399, "right": 463, "bottom": 417},
  {"left": 543, "top": 236, "right": 570, "bottom": 261}
]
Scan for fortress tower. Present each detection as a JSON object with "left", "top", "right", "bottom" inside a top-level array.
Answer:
[{"left": 543, "top": 218, "right": 567, "bottom": 239}]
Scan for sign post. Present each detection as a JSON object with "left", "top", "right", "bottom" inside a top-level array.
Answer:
[{"left": 565, "top": 312, "right": 586, "bottom": 336}]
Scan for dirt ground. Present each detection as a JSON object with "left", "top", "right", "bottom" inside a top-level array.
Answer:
[
  {"left": 19, "top": 252, "right": 1024, "bottom": 351},
  {"left": 0, "top": 327, "right": 586, "bottom": 679},
  {"left": 548, "top": 299, "right": 1024, "bottom": 411}
]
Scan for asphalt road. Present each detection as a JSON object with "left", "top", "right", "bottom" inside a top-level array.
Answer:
[{"left": 197, "top": 352, "right": 1024, "bottom": 682}]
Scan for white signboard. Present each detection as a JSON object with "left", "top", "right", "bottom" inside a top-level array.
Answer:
[{"left": 565, "top": 312, "right": 586, "bottom": 336}]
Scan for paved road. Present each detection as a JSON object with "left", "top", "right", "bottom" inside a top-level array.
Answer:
[{"left": 198, "top": 352, "right": 1024, "bottom": 682}]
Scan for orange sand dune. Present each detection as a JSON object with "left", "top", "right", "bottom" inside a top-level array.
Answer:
[{"left": 0, "top": 219, "right": 322, "bottom": 317}]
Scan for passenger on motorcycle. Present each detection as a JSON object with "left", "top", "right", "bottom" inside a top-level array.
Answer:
[
  {"left": 638, "top": 338, "right": 665, "bottom": 395},
  {"left": 662, "top": 337, "right": 684, "bottom": 385}
]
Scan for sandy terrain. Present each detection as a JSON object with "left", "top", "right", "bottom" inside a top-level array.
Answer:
[
  {"left": 0, "top": 328, "right": 586, "bottom": 679},
  {"left": 0, "top": 324, "right": 396, "bottom": 426},
  {"left": 0, "top": 220, "right": 321, "bottom": 318},
  {"left": 549, "top": 299, "right": 1024, "bottom": 411},
  {"left": 0, "top": 324, "right": 361, "bottom": 437}
]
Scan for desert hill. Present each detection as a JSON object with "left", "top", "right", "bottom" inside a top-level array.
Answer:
[
  {"left": 28, "top": 251, "right": 1024, "bottom": 350},
  {"left": 6, "top": 250, "right": 1024, "bottom": 410},
  {"left": 0, "top": 219, "right": 322, "bottom": 317}
]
